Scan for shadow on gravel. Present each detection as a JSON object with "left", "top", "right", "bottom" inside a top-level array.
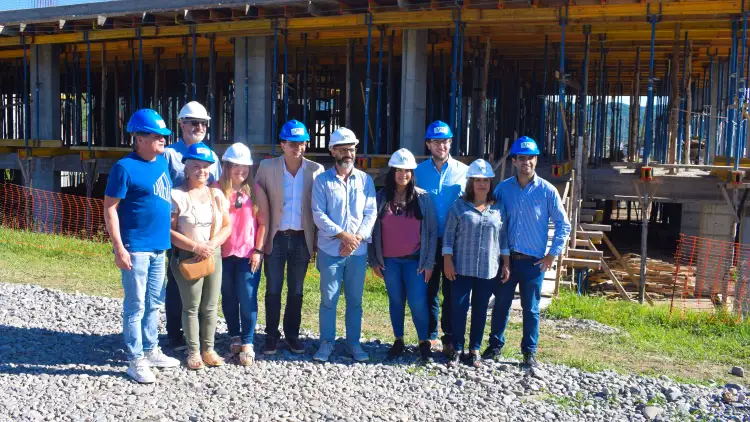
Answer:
[{"left": 0, "top": 325, "right": 124, "bottom": 377}]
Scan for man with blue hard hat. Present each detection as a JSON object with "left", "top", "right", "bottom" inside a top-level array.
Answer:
[
  {"left": 103, "top": 109, "right": 181, "bottom": 383},
  {"left": 484, "top": 136, "right": 571, "bottom": 367},
  {"left": 414, "top": 120, "right": 468, "bottom": 356},
  {"left": 256, "top": 119, "right": 324, "bottom": 355},
  {"left": 162, "top": 101, "right": 222, "bottom": 350}
]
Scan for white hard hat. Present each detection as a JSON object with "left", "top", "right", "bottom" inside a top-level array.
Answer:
[
  {"left": 178, "top": 101, "right": 211, "bottom": 121},
  {"left": 388, "top": 148, "right": 417, "bottom": 170},
  {"left": 466, "top": 159, "right": 495, "bottom": 178},
  {"left": 329, "top": 127, "right": 360, "bottom": 148},
  {"left": 222, "top": 142, "right": 253, "bottom": 166}
]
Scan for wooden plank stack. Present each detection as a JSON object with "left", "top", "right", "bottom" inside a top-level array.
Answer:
[{"left": 587, "top": 253, "right": 697, "bottom": 298}]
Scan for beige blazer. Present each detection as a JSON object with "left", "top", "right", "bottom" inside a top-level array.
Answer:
[{"left": 255, "top": 155, "right": 324, "bottom": 255}]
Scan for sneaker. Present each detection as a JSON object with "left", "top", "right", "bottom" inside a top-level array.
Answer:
[
  {"left": 523, "top": 352, "right": 539, "bottom": 368},
  {"left": 481, "top": 346, "right": 503, "bottom": 361},
  {"left": 144, "top": 347, "right": 180, "bottom": 368},
  {"left": 468, "top": 351, "right": 482, "bottom": 368},
  {"left": 313, "top": 341, "right": 333, "bottom": 362},
  {"left": 418, "top": 341, "right": 433, "bottom": 363},
  {"left": 387, "top": 339, "right": 405, "bottom": 360},
  {"left": 126, "top": 357, "right": 156, "bottom": 384},
  {"left": 239, "top": 345, "right": 255, "bottom": 366},
  {"left": 264, "top": 337, "right": 278, "bottom": 355},
  {"left": 349, "top": 344, "right": 369, "bottom": 362},
  {"left": 284, "top": 337, "right": 305, "bottom": 354},
  {"left": 447, "top": 350, "right": 461, "bottom": 368},
  {"left": 441, "top": 335, "right": 454, "bottom": 357},
  {"left": 230, "top": 336, "right": 242, "bottom": 355}
]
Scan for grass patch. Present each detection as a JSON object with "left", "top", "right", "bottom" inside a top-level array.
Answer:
[{"left": 2, "top": 227, "right": 749, "bottom": 384}]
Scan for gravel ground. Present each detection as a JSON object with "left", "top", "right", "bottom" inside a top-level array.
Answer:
[{"left": 0, "top": 282, "right": 748, "bottom": 422}]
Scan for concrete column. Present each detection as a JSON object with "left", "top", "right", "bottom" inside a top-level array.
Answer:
[
  {"left": 399, "top": 29, "right": 428, "bottom": 154},
  {"left": 709, "top": 60, "right": 719, "bottom": 163},
  {"left": 233, "top": 36, "right": 272, "bottom": 146},
  {"left": 30, "top": 44, "right": 62, "bottom": 141}
]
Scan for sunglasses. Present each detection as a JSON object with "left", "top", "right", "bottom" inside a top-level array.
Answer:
[
  {"left": 235, "top": 193, "right": 245, "bottom": 209},
  {"left": 185, "top": 119, "right": 208, "bottom": 127}
]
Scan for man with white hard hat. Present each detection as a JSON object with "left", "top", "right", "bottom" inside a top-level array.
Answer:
[
  {"left": 162, "top": 101, "right": 222, "bottom": 349},
  {"left": 484, "top": 136, "right": 570, "bottom": 368},
  {"left": 255, "top": 120, "right": 324, "bottom": 356},
  {"left": 311, "top": 127, "right": 377, "bottom": 363},
  {"left": 414, "top": 120, "right": 468, "bottom": 356}
]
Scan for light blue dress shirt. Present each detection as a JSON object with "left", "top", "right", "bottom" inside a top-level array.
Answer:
[
  {"left": 163, "top": 139, "right": 221, "bottom": 187},
  {"left": 414, "top": 157, "right": 468, "bottom": 237},
  {"left": 312, "top": 167, "right": 377, "bottom": 257},
  {"left": 495, "top": 175, "right": 571, "bottom": 259}
]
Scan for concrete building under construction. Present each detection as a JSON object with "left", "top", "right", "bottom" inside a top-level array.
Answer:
[{"left": 1, "top": 0, "right": 750, "bottom": 308}]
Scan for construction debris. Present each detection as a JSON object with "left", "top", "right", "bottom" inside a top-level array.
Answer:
[{"left": 587, "top": 253, "right": 695, "bottom": 299}]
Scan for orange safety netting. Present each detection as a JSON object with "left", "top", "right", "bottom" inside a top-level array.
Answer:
[
  {"left": 673, "top": 234, "right": 750, "bottom": 321},
  {"left": 0, "top": 183, "right": 109, "bottom": 256}
]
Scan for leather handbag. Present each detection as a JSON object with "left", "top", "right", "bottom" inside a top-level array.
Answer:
[{"left": 179, "top": 188, "right": 217, "bottom": 281}]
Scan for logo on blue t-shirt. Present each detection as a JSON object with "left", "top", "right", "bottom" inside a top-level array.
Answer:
[{"left": 153, "top": 173, "right": 171, "bottom": 202}]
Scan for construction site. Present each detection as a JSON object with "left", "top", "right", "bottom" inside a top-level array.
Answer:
[{"left": 1, "top": 0, "right": 749, "bottom": 315}]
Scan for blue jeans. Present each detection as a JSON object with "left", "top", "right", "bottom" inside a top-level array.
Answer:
[
  {"left": 427, "top": 239, "right": 452, "bottom": 341},
  {"left": 317, "top": 251, "right": 367, "bottom": 346},
  {"left": 489, "top": 258, "right": 544, "bottom": 353},
  {"left": 450, "top": 274, "right": 494, "bottom": 352},
  {"left": 221, "top": 255, "right": 262, "bottom": 345},
  {"left": 264, "top": 233, "right": 311, "bottom": 340},
  {"left": 121, "top": 250, "right": 166, "bottom": 361},
  {"left": 383, "top": 257, "right": 429, "bottom": 340}
]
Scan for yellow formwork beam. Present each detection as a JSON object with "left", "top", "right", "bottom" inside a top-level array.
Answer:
[{"left": 0, "top": 139, "right": 62, "bottom": 148}]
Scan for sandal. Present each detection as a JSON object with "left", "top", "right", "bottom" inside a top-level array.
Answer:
[
  {"left": 230, "top": 336, "right": 242, "bottom": 355},
  {"left": 239, "top": 345, "right": 255, "bottom": 366},
  {"left": 201, "top": 350, "right": 225, "bottom": 367},
  {"left": 187, "top": 352, "right": 205, "bottom": 370}
]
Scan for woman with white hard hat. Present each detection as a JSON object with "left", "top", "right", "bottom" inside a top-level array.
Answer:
[
  {"left": 368, "top": 148, "right": 438, "bottom": 363},
  {"left": 441, "top": 159, "right": 506, "bottom": 368},
  {"left": 215, "top": 142, "right": 270, "bottom": 366}
]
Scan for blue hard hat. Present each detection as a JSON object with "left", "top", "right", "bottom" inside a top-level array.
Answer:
[
  {"left": 509, "top": 136, "right": 540, "bottom": 156},
  {"left": 126, "top": 109, "right": 172, "bottom": 136},
  {"left": 424, "top": 120, "right": 454, "bottom": 140},
  {"left": 181, "top": 142, "right": 216, "bottom": 164},
  {"left": 279, "top": 119, "right": 310, "bottom": 142}
]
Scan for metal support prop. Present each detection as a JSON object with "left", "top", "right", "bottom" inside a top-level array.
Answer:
[
  {"left": 34, "top": 44, "right": 39, "bottom": 146},
  {"left": 614, "top": 60, "right": 621, "bottom": 159},
  {"left": 429, "top": 30, "right": 435, "bottom": 123},
  {"left": 131, "top": 45, "right": 136, "bottom": 117},
  {"left": 644, "top": 7, "right": 662, "bottom": 165},
  {"left": 387, "top": 30, "right": 394, "bottom": 153},
  {"left": 727, "top": 22, "right": 738, "bottom": 164},
  {"left": 450, "top": 10, "right": 460, "bottom": 155},
  {"left": 272, "top": 23, "right": 279, "bottom": 154},
  {"left": 139, "top": 32, "right": 144, "bottom": 108},
  {"left": 23, "top": 35, "right": 28, "bottom": 148},
  {"left": 457, "top": 23, "right": 466, "bottom": 152},
  {"left": 364, "top": 13, "right": 373, "bottom": 159},
  {"left": 557, "top": 5, "right": 568, "bottom": 163},
  {"left": 706, "top": 53, "right": 714, "bottom": 164},
  {"left": 303, "top": 33, "right": 308, "bottom": 125},
  {"left": 87, "top": 32, "right": 92, "bottom": 147},
  {"left": 244, "top": 37, "right": 249, "bottom": 146},
  {"left": 209, "top": 36, "right": 215, "bottom": 146},
  {"left": 375, "top": 26, "right": 384, "bottom": 155},
  {"left": 678, "top": 31, "right": 688, "bottom": 162},
  {"left": 183, "top": 38, "right": 188, "bottom": 106},
  {"left": 540, "top": 35, "right": 548, "bottom": 152},
  {"left": 578, "top": 26, "right": 590, "bottom": 162},
  {"left": 192, "top": 30, "right": 197, "bottom": 101},
  {"left": 736, "top": 13, "right": 748, "bottom": 169},
  {"left": 284, "top": 29, "right": 289, "bottom": 122}
]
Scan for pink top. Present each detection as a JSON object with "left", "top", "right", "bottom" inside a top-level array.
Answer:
[
  {"left": 220, "top": 185, "right": 258, "bottom": 259},
  {"left": 381, "top": 205, "right": 421, "bottom": 258}
]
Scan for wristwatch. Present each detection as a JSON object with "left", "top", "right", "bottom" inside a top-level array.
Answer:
[{"left": 253, "top": 248, "right": 264, "bottom": 255}]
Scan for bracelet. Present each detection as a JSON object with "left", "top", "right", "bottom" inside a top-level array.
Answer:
[
  {"left": 253, "top": 248, "right": 264, "bottom": 255},
  {"left": 191, "top": 243, "right": 197, "bottom": 252}
]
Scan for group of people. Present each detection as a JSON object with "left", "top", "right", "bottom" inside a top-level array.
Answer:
[{"left": 103, "top": 101, "right": 571, "bottom": 384}]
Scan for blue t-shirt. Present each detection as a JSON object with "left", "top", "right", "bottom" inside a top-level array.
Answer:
[
  {"left": 163, "top": 139, "right": 221, "bottom": 188},
  {"left": 104, "top": 152, "right": 172, "bottom": 252}
]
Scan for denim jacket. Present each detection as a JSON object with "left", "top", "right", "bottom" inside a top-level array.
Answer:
[{"left": 368, "top": 187, "right": 438, "bottom": 272}]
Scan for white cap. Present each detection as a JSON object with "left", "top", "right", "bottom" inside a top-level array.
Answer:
[
  {"left": 222, "top": 142, "right": 253, "bottom": 166},
  {"left": 466, "top": 159, "right": 495, "bottom": 178},
  {"left": 178, "top": 101, "right": 211, "bottom": 121},
  {"left": 388, "top": 148, "right": 417, "bottom": 170},
  {"left": 329, "top": 127, "right": 360, "bottom": 148}
]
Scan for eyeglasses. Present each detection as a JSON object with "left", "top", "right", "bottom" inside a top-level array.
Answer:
[
  {"left": 333, "top": 147, "right": 356, "bottom": 154},
  {"left": 515, "top": 155, "right": 536, "bottom": 162},
  {"left": 235, "top": 193, "right": 245, "bottom": 209},
  {"left": 185, "top": 119, "right": 208, "bottom": 127},
  {"left": 428, "top": 140, "right": 451, "bottom": 146}
]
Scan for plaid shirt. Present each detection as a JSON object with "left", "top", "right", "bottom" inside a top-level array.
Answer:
[{"left": 442, "top": 199, "right": 504, "bottom": 280}]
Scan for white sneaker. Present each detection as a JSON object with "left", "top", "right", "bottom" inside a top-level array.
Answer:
[
  {"left": 126, "top": 357, "right": 156, "bottom": 384},
  {"left": 348, "top": 344, "right": 369, "bottom": 362},
  {"left": 313, "top": 341, "right": 333, "bottom": 362},
  {"left": 144, "top": 347, "right": 180, "bottom": 368}
]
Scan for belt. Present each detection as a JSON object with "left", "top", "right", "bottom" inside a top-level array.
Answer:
[
  {"left": 510, "top": 251, "right": 537, "bottom": 261},
  {"left": 277, "top": 229, "right": 304, "bottom": 237}
]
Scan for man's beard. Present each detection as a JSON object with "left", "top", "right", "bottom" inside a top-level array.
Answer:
[{"left": 336, "top": 158, "right": 353, "bottom": 169}]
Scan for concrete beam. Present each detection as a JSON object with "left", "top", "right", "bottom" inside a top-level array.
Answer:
[
  {"left": 233, "top": 36, "right": 272, "bottom": 146},
  {"left": 584, "top": 168, "right": 725, "bottom": 203},
  {"left": 399, "top": 29, "right": 428, "bottom": 154}
]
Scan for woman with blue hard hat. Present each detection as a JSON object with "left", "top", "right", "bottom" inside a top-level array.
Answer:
[
  {"left": 256, "top": 119, "right": 325, "bottom": 356},
  {"left": 169, "top": 142, "right": 233, "bottom": 370},
  {"left": 441, "top": 159, "right": 507, "bottom": 368},
  {"left": 216, "top": 142, "right": 270, "bottom": 366},
  {"left": 369, "top": 148, "right": 438, "bottom": 363}
]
